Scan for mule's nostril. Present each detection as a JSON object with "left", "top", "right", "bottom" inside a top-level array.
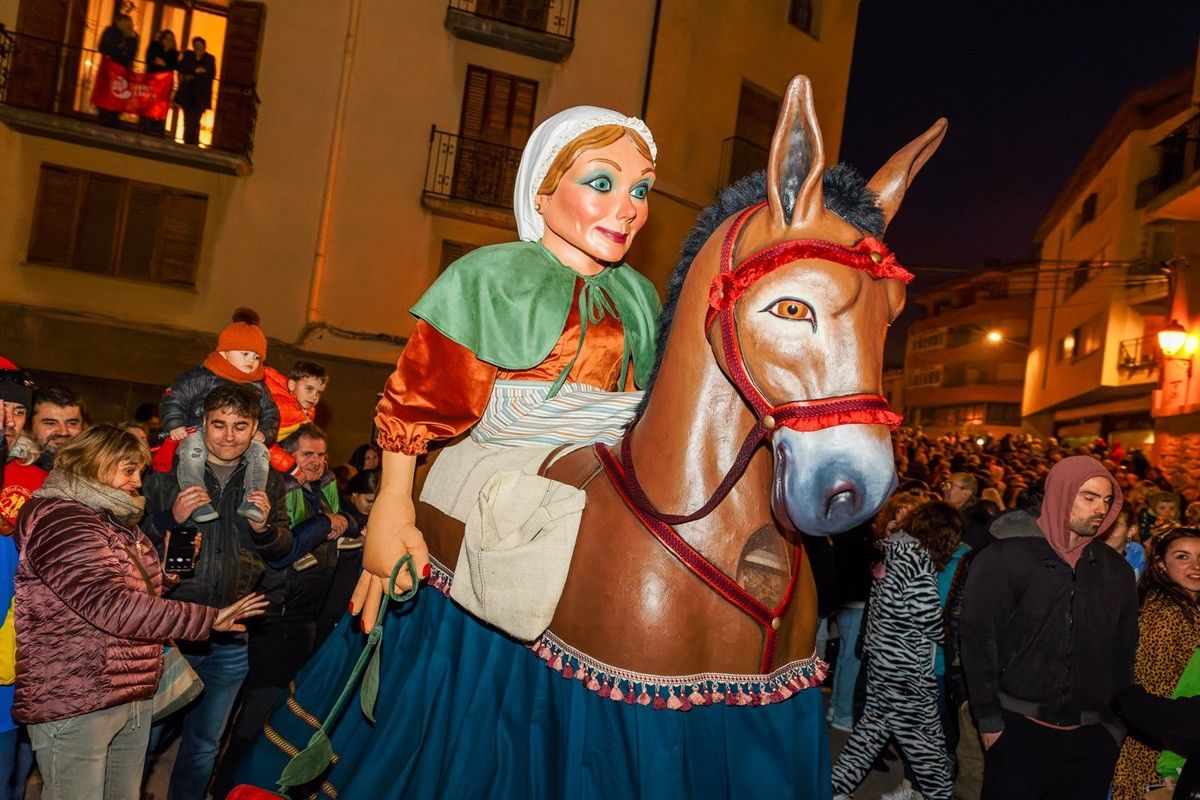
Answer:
[{"left": 824, "top": 486, "right": 860, "bottom": 519}]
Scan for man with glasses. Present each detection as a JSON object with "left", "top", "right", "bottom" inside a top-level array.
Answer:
[{"left": 940, "top": 472, "right": 978, "bottom": 512}]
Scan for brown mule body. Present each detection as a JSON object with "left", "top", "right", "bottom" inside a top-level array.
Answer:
[{"left": 420, "top": 75, "right": 946, "bottom": 679}]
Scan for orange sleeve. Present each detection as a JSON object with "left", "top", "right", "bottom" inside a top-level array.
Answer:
[{"left": 374, "top": 320, "right": 498, "bottom": 455}]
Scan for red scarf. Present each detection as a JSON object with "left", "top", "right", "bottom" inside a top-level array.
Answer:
[{"left": 203, "top": 351, "right": 264, "bottom": 384}]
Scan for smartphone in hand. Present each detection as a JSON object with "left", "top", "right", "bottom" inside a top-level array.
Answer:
[{"left": 164, "top": 528, "right": 201, "bottom": 573}]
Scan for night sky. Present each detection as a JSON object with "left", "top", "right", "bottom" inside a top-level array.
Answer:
[{"left": 840, "top": 0, "right": 1200, "bottom": 275}]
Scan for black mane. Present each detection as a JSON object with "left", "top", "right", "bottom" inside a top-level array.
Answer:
[{"left": 636, "top": 164, "right": 884, "bottom": 411}]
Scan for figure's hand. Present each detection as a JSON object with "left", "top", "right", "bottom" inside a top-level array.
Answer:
[
  {"left": 981, "top": 731, "right": 1002, "bottom": 750},
  {"left": 172, "top": 485, "right": 213, "bottom": 524},
  {"left": 245, "top": 491, "right": 271, "bottom": 532},
  {"left": 348, "top": 451, "right": 428, "bottom": 631},
  {"left": 213, "top": 593, "right": 269, "bottom": 632},
  {"left": 169, "top": 426, "right": 188, "bottom": 441}
]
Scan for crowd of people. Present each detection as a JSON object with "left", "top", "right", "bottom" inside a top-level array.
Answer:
[
  {"left": 0, "top": 310, "right": 383, "bottom": 800},
  {"left": 0, "top": 306, "right": 1198, "bottom": 799},
  {"left": 819, "top": 429, "right": 1200, "bottom": 800},
  {"left": 96, "top": 13, "right": 217, "bottom": 144}
]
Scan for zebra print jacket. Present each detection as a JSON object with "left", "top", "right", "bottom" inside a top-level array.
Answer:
[{"left": 861, "top": 532, "right": 943, "bottom": 682}]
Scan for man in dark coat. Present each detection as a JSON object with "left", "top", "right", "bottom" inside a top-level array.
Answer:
[
  {"left": 177, "top": 36, "right": 217, "bottom": 145},
  {"left": 959, "top": 456, "right": 1138, "bottom": 800}
]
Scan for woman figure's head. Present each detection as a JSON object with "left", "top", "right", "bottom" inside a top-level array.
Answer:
[
  {"left": 345, "top": 469, "right": 380, "bottom": 517},
  {"left": 54, "top": 424, "right": 151, "bottom": 497},
  {"left": 158, "top": 29, "right": 176, "bottom": 49},
  {"left": 514, "top": 108, "right": 657, "bottom": 275},
  {"left": 1143, "top": 526, "right": 1200, "bottom": 612},
  {"left": 904, "top": 500, "right": 964, "bottom": 571}
]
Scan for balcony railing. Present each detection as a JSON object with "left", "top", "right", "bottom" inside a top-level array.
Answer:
[
  {"left": 1117, "top": 335, "right": 1160, "bottom": 375},
  {"left": 445, "top": 0, "right": 578, "bottom": 62},
  {"left": 423, "top": 127, "right": 523, "bottom": 211},
  {"left": 0, "top": 25, "right": 258, "bottom": 160},
  {"left": 1140, "top": 114, "right": 1200, "bottom": 208}
]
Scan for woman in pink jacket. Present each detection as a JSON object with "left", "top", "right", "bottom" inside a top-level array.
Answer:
[{"left": 13, "top": 425, "right": 266, "bottom": 800}]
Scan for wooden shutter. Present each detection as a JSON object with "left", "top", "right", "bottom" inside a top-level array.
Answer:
[
  {"left": 74, "top": 175, "right": 125, "bottom": 274},
  {"left": 7, "top": 0, "right": 71, "bottom": 110},
  {"left": 455, "top": 67, "right": 537, "bottom": 203},
  {"left": 117, "top": 184, "right": 166, "bottom": 280},
  {"left": 211, "top": 1, "right": 266, "bottom": 154},
  {"left": 154, "top": 193, "right": 207, "bottom": 286},
  {"left": 459, "top": 66, "right": 491, "bottom": 140},
  {"left": 27, "top": 165, "right": 84, "bottom": 266},
  {"left": 440, "top": 240, "right": 479, "bottom": 273},
  {"left": 509, "top": 79, "right": 536, "bottom": 146}
]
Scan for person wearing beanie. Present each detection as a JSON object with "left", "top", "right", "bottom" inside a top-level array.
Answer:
[
  {"left": 1, "top": 359, "right": 45, "bottom": 527},
  {"left": 158, "top": 309, "right": 280, "bottom": 523}
]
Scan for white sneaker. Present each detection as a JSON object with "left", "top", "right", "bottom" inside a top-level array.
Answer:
[{"left": 880, "top": 780, "right": 921, "bottom": 800}]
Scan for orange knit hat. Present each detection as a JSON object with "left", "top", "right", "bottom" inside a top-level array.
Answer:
[{"left": 217, "top": 308, "right": 267, "bottom": 357}]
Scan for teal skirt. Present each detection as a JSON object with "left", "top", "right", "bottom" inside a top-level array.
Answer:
[{"left": 232, "top": 574, "right": 831, "bottom": 799}]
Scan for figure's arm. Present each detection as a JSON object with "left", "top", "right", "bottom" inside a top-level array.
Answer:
[{"left": 958, "top": 545, "right": 1011, "bottom": 734}]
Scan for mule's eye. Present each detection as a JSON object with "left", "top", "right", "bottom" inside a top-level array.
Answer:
[{"left": 766, "top": 299, "right": 814, "bottom": 323}]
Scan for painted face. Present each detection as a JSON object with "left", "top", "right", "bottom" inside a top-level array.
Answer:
[
  {"left": 288, "top": 377, "right": 327, "bottom": 411},
  {"left": 536, "top": 135, "right": 654, "bottom": 275},
  {"left": 350, "top": 492, "right": 376, "bottom": 517},
  {"left": 2, "top": 402, "right": 27, "bottom": 447},
  {"left": 32, "top": 403, "right": 83, "bottom": 453},
  {"left": 1161, "top": 537, "right": 1200, "bottom": 599},
  {"left": 221, "top": 350, "right": 262, "bottom": 374},
  {"left": 203, "top": 407, "right": 258, "bottom": 464},
  {"left": 1068, "top": 475, "right": 1114, "bottom": 538},
  {"left": 102, "top": 458, "right": 143, "bottom": 496},
  {"left": 293, "top": 434, "right": 327, "bottom": 483}
]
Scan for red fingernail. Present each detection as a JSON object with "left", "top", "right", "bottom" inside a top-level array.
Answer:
[
  {"left": 348, "top": 602, "right": 355, "bottom": 614},
  {"left": 360, "top": 619, "right": 367, "bottom": 633},
  {"left": 422, "top": 563, "right": 431, "bottom": 579}
]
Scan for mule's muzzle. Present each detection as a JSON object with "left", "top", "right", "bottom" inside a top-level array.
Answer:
[{"left": 772, "top": 424, "right": 897, "bottom": 535}]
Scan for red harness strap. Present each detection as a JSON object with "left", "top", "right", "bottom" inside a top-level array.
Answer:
[{"left": 596, "top": 442, "right": 803, "bottom": 673}]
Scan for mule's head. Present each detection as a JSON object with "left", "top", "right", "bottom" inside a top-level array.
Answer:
[{"left": 712, "top": 76, "right": 946, "bottom": 535}]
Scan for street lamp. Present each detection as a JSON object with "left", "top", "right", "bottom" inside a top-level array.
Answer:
[
  {"left": 1158, "top": 320, "right": 1188, "bottom": 358},
  {"left": 986, "top": 330, "right": 1003, "bottom": 344}
]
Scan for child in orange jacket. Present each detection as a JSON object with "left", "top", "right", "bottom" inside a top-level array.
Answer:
[{"left": 264, "top": 360, "right": 328, "bottom": 475}]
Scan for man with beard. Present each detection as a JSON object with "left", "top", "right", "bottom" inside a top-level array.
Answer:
[
  {"left": 28, "top": 386, "right": 83, "bottom": 473},
  {"left": 959, "top": 456, "right": 1137, "bottom": 800}
]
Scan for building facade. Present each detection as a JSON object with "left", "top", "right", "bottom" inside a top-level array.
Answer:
[
  {"left": 903, "top": 269, "right": 1032, "bottom": 438},
  {"left": 0, "top": 0, "right": 861, "bottom": 457},
  {"left": 1022, "top": 71, "right": 1192, "bottom": 452}
]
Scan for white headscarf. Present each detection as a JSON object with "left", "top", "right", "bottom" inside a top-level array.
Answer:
[{"left": 513, "top": 106, "right": 657, "bottom": 242}]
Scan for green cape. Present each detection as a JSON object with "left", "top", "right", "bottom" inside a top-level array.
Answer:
[{"left": 411, "top": 241, "right": 661, "bottom": 391}]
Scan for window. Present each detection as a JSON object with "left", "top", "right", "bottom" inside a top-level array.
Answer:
[
  {"left": 1073, "top": 192, "right": 1098, "bottom": 232},
  {"left": 440, "top": 239, "right": 480, "bottom": 273},
  {"left": 450, "top": 66, "right": 538, "bottom": 207},
  {"left": 986, "top": 403, "right": 1022, "bottom": 425},
  {"left": 722, "top": 81, "right": 779, "bottom": 183},
  {"left": 26, "top": 164, "right": 207, "bottom": 287},
  {"left": 787, "top": 0, "right": 820, "bottom": 37},
  {"left": 908, "top": 367, "right": 942, "bottom": 389},
  {"left": 911, "top": 329, "right": 946, "bottom": 352},
  {"left": 1065, "top": 260, "right": 1090, "bottom": 299},
  {"left": 473, "top": 0, "right": 551, "bottom": 31}
]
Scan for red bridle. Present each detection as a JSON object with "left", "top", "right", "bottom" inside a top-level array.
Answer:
[{"left": 610, "top": 201, "right": 909, "bottom": 526}]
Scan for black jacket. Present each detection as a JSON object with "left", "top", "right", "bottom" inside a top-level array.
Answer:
[
  {"left": 98, "top": 25, "right": 138, "bottom": 68},
  {"left": 177, "top": 51, "right": 217, "bottom": 111},
  {"left": 959, "top": 535, "right": 1138, "bottom": 733},
  {"left": 257, "top": 473, "right": 358, "bottom": 621},
  {"left": 141, "top": 460, "right": 293, "bottom": 607},
  {"left": 145, "top": 41, "right": 178, "bottom": 74},
  {"left": 159, "top": 364, "right": 280, "bottom": 444}
]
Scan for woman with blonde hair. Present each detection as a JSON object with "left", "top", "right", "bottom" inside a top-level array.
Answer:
[{"left": 13, "top": 425, "right": 267, "bottom": 800}]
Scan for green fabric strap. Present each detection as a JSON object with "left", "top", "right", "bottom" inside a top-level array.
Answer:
[
  {"left": 277, "top": 556, "right": 419, "bottom": 791},
  {"left": 410, "top": 241, "right": 660, "bottom": 390},
  {"left": 1157, "top": 645, "right": 1200, "bottom": 778}
]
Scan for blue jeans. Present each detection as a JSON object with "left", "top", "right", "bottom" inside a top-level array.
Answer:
[
  {"left": 829, "top": 603, "right": 864, "bottom": 730},
  {"left": 166, "top": 635, "right": 249, "bottom": 800}
]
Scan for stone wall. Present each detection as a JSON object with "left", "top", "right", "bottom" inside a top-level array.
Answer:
[{"left": 1155, "top": 415, "right": 1200, "bottom": 489}]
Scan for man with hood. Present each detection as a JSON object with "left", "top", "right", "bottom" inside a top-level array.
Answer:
[{"left": 959, "top": 455, "right": 1137, "bottom": 800}]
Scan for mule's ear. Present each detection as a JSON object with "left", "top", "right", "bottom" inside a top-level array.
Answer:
[
  {"left": 867, "top": 118, "right": 948, "bottom": 230},
  {"left": 767, "top": 75, "right": 825, "bottom": 230}
]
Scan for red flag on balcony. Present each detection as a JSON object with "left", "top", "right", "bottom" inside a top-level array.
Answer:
[{"left": 90, "top": 56, "right": 175, "bottom": 120}]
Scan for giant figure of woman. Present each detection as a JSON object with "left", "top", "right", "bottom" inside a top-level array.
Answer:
[{"left": 351, "top": 108, "right": 661, "bottom": 628}]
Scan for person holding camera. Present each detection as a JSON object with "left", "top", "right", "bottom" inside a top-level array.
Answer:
[
  {"left": 13, "top": 425, "right": 267, "bottom": 800},
  {"left": 140, "top": 384, "right": 295, "bottom": 800}
]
